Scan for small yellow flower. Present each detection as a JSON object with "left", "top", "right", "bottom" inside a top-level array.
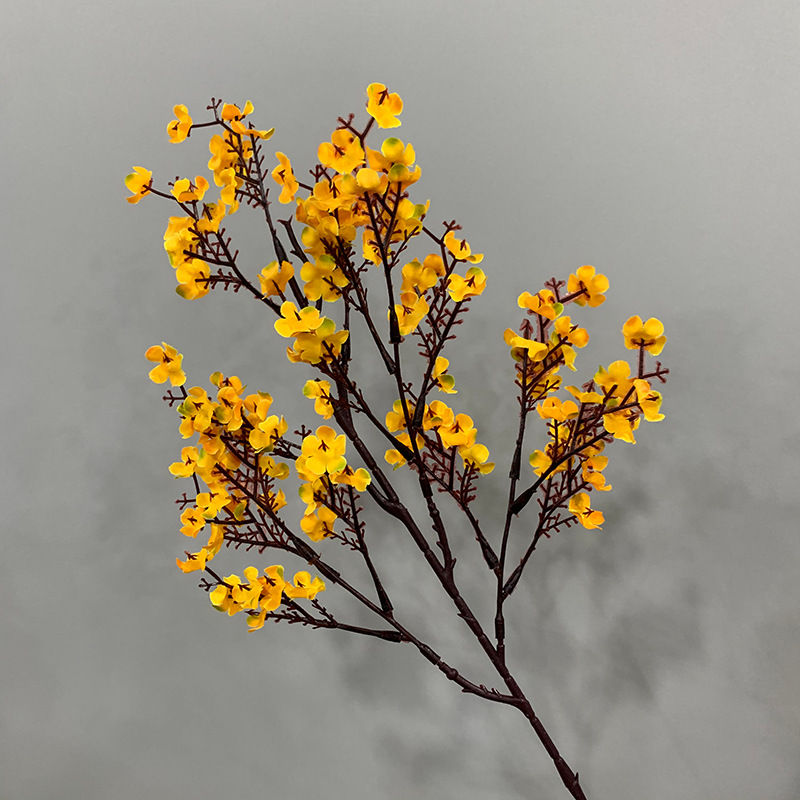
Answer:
[
  {"left": 303, "top": 379, "right": 334, "bottom": 419},
  {"left": 145, "top": 342, "right": 186, "bottom": 386},
  {"left": 167, "top": 104, "right": 192, "bottom": 144},
  {"left": 366, "top": 83, "right": 403, "bottom": 128},
  {"left": 622, "top": 316, "right": 667, "bottom": 356},
  {"left": 171, "top": 176, "right": 210, "bottom": 203},
  {"left": 300, "top": 506, "right": 338, "bottom": 542},
  {"left": 259, "top": 260, "right": 294, "bottom": 299},
  {"left": 537, "top": 397, "right": 579, "bottom": 422},
  {"left": 124, "top": 166, "right": 152, "bottom": 204},
  {"left": 569, "top": 493, "right": 604, "bottom": 529},
  {"left": 444, "top": 231, "right": 483, "bottom": 264},
  {"left": 567, "top": 265, "right": 609, "bottom": 307},
  {"left": 518, "top": 290, "right": 562, "bottom": 321},
  {"left": 318, "top": 129, "right": 365, "bottom": 174},
  {"left": 459, "top": 442, "right": 494, "bottom": 474},
  {"left": 284, "top": 571, "right": 326, "bottom": 600},
  {"left": 272, "top": 152, "right": 299, "bottom": 204},
  {"left": 431, "top": 357, "right": 457, "bottom": 394},
  {"left": 300, "top": 426, "right": 348, "bottom": 476},
  {"left": 447, "top": 267, "right": 487, "bottom": 302}
]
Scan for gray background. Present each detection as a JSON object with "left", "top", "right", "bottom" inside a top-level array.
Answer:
[{"left": 4, "top": 1, "right": 799, "bottom": 798}]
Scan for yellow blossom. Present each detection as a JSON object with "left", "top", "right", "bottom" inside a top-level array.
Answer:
[
  {"left": 529, "top": 450, "right": 552, "bottom": 476},
  {"left": 300, "top": 425, "right": 347, "bottom": 476},
  {"left": 301, "top": 254, "right": 349, "bottom": 302},
  {"left": 431, "top": 357, "right": 457, "bottom": 394},
  {"left": 145, "top": 342, "right": 186, "bottom": 386},
  {"left": 537, "top": 397, "right": 580, "bottom": 422},
  {"left": 438, "top": 413, "right": 476, "bottom": 449},
  {"left": 503, "top": 329, "right": 549, "bottom": 362},
  {"left": 447, "top": 267, "right": 487, "bottom": 302},
  {"left": 272, "top": 152, "right": 299, "bottom": 203},
  {"left": 284, "top": 571, "right": 326, "bottom": 600},
  {"left": 259, "top": 260, "right": 294, "bottom": 299},
  {"left": 634, "top": 379, "right": 665, "bottom": 422},
  {"left": 167, "top": 104, "right": 192, "bottom": 144},
  {"left": 444, "top": 230, "right": 483, "bottom": 264},
  {"left": 518, "top": 290, "right": 562, "bottom": 321},
  {"left": 622, "top": 316, "right": 667, "bottom": 356},
  {"left": 171, "top": 176, "right": 210, "bottom": 204},
  {"left": 318, "top": 129, "right": 365, "bottom": 174},
  {"left": 125, "top": 166, "right": 152, "bottom": 204},
  {"left": 594, "top": 360, "right": 635, "bottom": 403},
  {"left": 568, "top": 265, "right": 609, "bottom": 307},
  {"left": 303, "top": 379, "right": 334, "bottom": 419},
  {"left": 602, "top": 408, "right": 640, "bottom": 444},
  {"left": 366, "top": 83, "right": 403, "bottom": 128},
  {"left": 569, "top": 493, "right": 604, "bottom": 529},
  {"left": 169, "top": 447, "right": 201, "bottom": 478},
  {"left": 459, "top": 442, "right": 494, "bottom": 474},
  {"left": 394, "top": 291, "right": 429, "bottom": 335},
  {"left": 330, "top": 464, "right": 372, "bottom": 492},
  {"left": 180, "top": 507, "right": 205, "bottom": 538},
  {"left": 300, "top": 506, "right": 338, "bottom": 542}
]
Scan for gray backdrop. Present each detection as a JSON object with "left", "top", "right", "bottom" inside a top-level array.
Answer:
[{"left": 4, "top": 1, "right": 799, "bottom": 798}]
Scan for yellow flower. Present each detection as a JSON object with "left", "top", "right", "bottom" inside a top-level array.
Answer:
[
  {"left": 318, "top": 129, "right": 365, "bottom": 174},
  {"left": 567, "top": 265, "right": 609, "bottom": 307},
  {"left": 355, "top": 167, "right": 384, "bottom": 192},
  {"left": 529, "top": 450, "right": 552, "bottom": 476},
  {"left": 366, "top": 83, "right": 403, "bottom": 128},
  {"left": 197, "top": 486, "right": 230, "bottom": 519},
  {"left": 394, "top": 291, "right": 429, "bottom": 335},
  {"left": 583, "top": 455, "right": 612, "bottom": 492},
  {"left": 401, "top": 257, "right": 442, "bottom": 293},
  {"left": 447, "top": 267, "right": 487, "bottom": 302},
  {"left": 503, "top": 329, "right": 549, "bottom": 362},
  {"left": 125, "top": 166, "right": 152, "bottom": 204},
  {"left": 438, "top": 413, "right": 476, "bottom": 449},
  {"left": 385, "top": 399, "right": 412, "bottom": 432},
  {"left": 301, "top": 254, "right": 349, "bottom": 302},
  {"left": 167, "top": 104, "right": 192, "bottom": 144},
  {"left": 330, "top": 464, "right": 372, "bottom": 492},
  {"left": 602, "top": 408, "right": 640, "bottom": 444},
  {"left": 444, "top": 231, "right": 483, "bottom": 264},
  {"left": 169, "top": 447, "right": 201, "bottom": 478},
  {"left": 300, "top": 506, "right": 338, "bottom": 542},
  {"left": 284, "top": 571, "right": 326, "bottom": 600},
  {"left": 274, "top": 301, "right": 326, "bottom": 337},
  {"left": 249, "top": 414, "right": 288, "bottom": 453},
  {"left": 196, "top": 202, "right": 226, "bottom": 235},
  {"left": 171, "top": 176, "right": 210, "bottom": 203},
  {"left": 301, "top": 425, "right": 348, "bottom": 476},
  {"left": 622, "top": 316, "right": 667, "bottom": 356},
  {"left": 633, "top": 379, "right": 665, "bottom": 422},
  {"left": 259, "top": 260, "right": 294, "bottom": 299},
  {"left": 594, "top": 360, "right": 634, "bottom": 403},
  {"left": 180, "top": 507, "right": 205, "bottom": 538},
  {"left": 272, "top": 152, "right": 299, "bottom": 204},
  {"left": 537, "top": 397, "right": 579, "bottom": 422},
  {"left": 303, "top": 379, "right": 334, "bottom": 419},
  {"left": 569, "top": 493, "right": 604, "bottom": 529},
  {"left": 459, "top": 442, "right": 494, "bottom": 474},
  {"left": 423, "top": 400, "right": 454, "bottom": 431},
  {"left": 431, "top": 357, "right": 457, "bottom": 394},
  {"left": 518, "top": 290, "right": 562, "bottom": 321},
  {"left": 145, "top": 342, "right": 186, "bottom": 386}
]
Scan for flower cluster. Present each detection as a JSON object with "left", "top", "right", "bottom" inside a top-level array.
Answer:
[{"left": 503, "top": 268, "right": 667, "bottom": 533}]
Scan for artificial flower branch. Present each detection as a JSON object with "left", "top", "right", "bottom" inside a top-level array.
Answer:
[{"left": 130, "top": 84, "right": 668, "bottom": 800}]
